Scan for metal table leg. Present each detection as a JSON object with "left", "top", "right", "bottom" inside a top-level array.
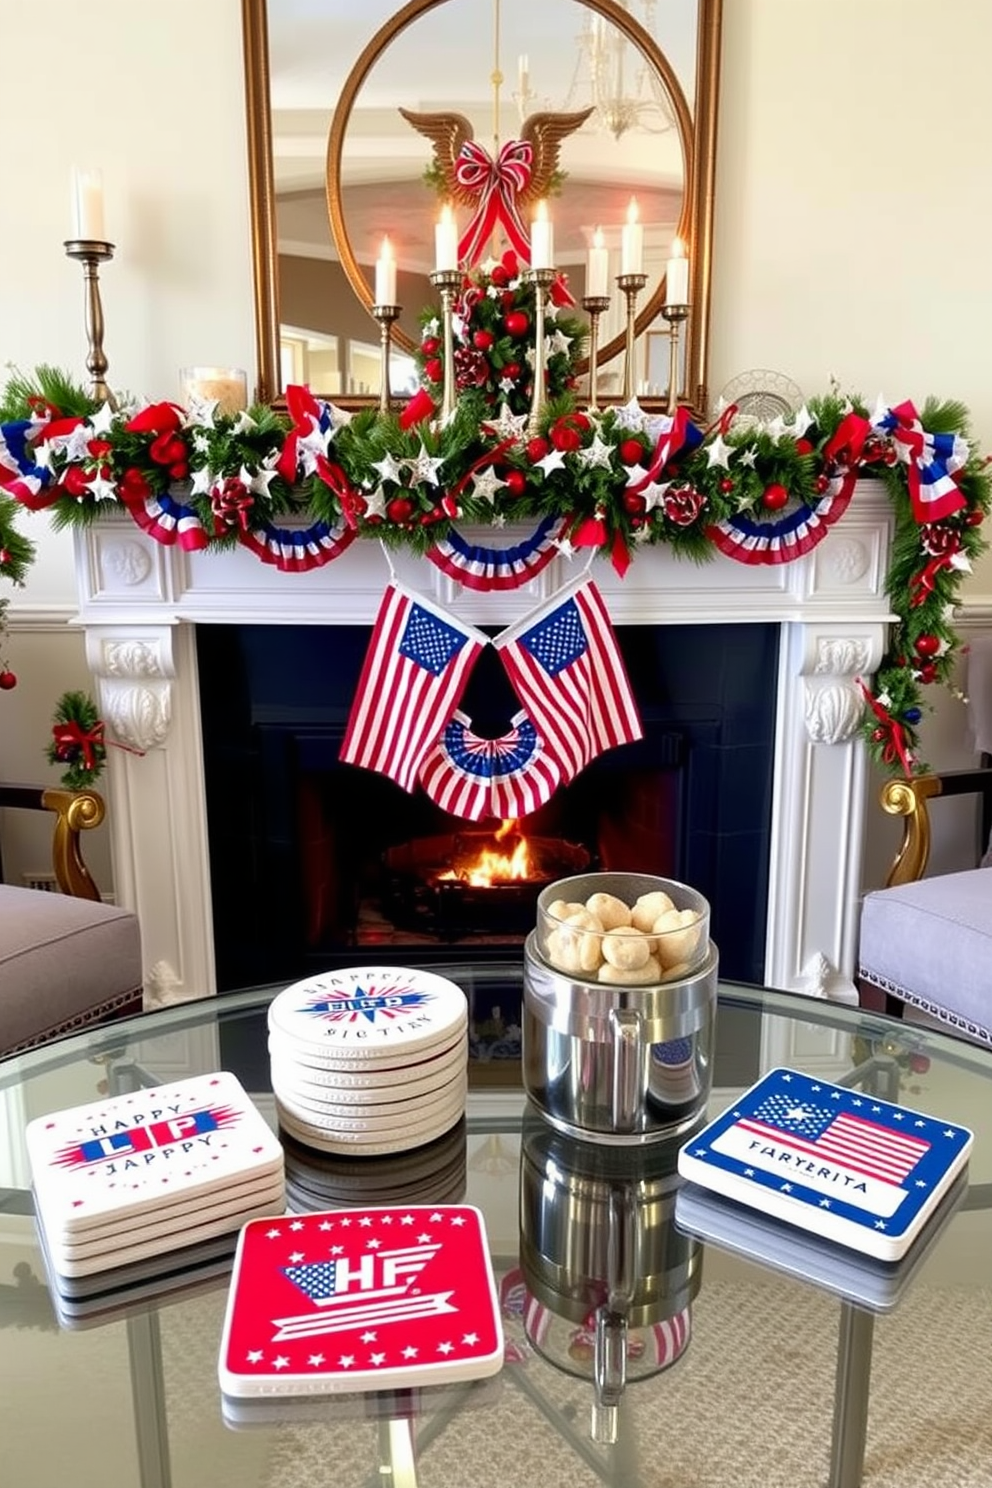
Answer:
[
  {"left": 828, "top": 1302, "right": 874, "bottom": 1488},
  {"left": 126, "top": 1310, "right": 172, "bottom": 1488}
]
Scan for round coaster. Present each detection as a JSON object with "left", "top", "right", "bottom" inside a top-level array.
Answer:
[
  {"left": 273, "top": 1073, "right": 467, "bottom": 1134},
  {"left": 271, "top": 1067, "right": 468, "bottom": 1125},
  {"left": 267, "top": 1029, "right": 468, "bottom": 1091},
  {"left": 269, "top": 1037, "right": 468, "bottom": 1106},
  {"left": 267, "top": 966, "right": 468, "bottom": 1065},
  {"left": 276, "top": 1090, "right": 466, "bottom": 1157}
]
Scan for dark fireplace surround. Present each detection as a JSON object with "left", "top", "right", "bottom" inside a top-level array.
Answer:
[{"left": 197, "top": 621, "right": 778, "bottom": 1002}]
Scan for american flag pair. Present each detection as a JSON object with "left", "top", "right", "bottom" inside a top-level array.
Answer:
[{"left": 339, "top": 575, "right": 643, "bottom": 807}]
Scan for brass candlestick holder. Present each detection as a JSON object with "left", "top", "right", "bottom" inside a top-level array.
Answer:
[
  {"left": 616, "top": 272, "right": 648, "bottom": 402},
  {"left": 429, "top": 269, "right": 463, "bottom": 422},
  {"left": 372, "top": 303, "right": 401, "bottom": 415},
  {"left": 527, "top": 266, "right": 557, "bottom": 437},
  {"left": 661, "top": 301, "right": 691, "bottom": 414},
  {"left": 581, "top": 294, "right": 610, "bottom": 412},
  {"left": 64, "top": 239, "right": 117, "bottom": 409}
]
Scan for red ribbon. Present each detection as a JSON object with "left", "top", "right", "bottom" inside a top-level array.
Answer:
[
  {"left": 52, "top": 719, "right": 104, "bottom": 771},
  {"left": 315, "top": 456, "right": 365, "bottom": 528},
  {"left": 630, "top": 405, "right": 696, "bottom": 496},
  {"left": 276, "top": 385, "right": 326, "bottom": 483},
  {"left": 856, "top": 679, "right": 913, "bottom": 778},
  {"left": 909, "top": 541, "right": 960, "bottom": 607},
  {"left": 823, "top": 412, "right": 871, "bottom": 468},
  {"left": 454, "top": 138, "right": 534, "bottom": 267},
  {"left": 449, "top": 436, "right": 516, "bottom": 510},
  {"left": 400, "top": 388, "right": 436, "bottom": 430},
  {"left": 125, "top": 402, "right": 185, "bottom": 436}
]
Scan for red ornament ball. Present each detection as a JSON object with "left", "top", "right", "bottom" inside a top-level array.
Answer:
[
  {"left": 762, "top": 483, "right": 790, "bottom": 511},
  {"left": 794, "top": 438, "right": 814, "bottom": 456},
  {"left": 622, "top": 492, "right": 647, "bottom": 515},
  {"left": 0, "top": 670, "right": 16, "bottom": 690},
  {"left": 871, "top": 728, "right": 886, "bottom": 743},
  {"left": 424, "top": 358, "right": 443, "bottom": 384},
  {"left": 915, "top": 634, "right": 941, "bottom": 657},
  {"left": 968, "top": 509, "right": 985, "bottom": 526},
  {"left": 489, "top": 264, "right": 509, "bottom": 287},
  {"left": 916, "top": 662, "right": 938, "bottom": 684},
  {"left": 526, "top": 436, "right": 550, "bottom": 463},
  {"left": 504, "top": 470, "right": 527, "bottom": 497},
  {"left": 504, "top": 310, "right": 530, "bottom": 338},
  {"left": 386, "top": 496, "right": 414, "bottom": 524},
  {"left": 421, "top": 336, "right": 440, "bottom": 356},
  {"left": 473, "top": 329, "right": 495, "bottom": 351},
  {"left": 619, "top": 438, "right": 645, "bottom": 466},
  {"left": 502, "top": 361, "right": 522, "bottom": 381},
  {"left": 719, "top": 477, "right": 734, "bottom": 493}
]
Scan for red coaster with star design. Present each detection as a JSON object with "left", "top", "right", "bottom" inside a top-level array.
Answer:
[{"left": 218, "top": 1203, "right": 504, "bottom": 1396}]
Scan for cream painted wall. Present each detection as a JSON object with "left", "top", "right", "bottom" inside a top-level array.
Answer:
[{"left": 1, "top": 0, "right": 990, "bottom": 890}]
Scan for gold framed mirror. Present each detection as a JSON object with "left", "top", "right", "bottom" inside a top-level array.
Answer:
[{"left": 242, "top": 0, "right": 722, "bottom": 412}]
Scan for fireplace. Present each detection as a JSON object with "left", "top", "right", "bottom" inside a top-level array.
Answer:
[
  {"left": 72, "top": 489, "right": 895, "bottom": 1012},
  {"left": 196, "top": 621, "right": 779, "bottom": 993}
]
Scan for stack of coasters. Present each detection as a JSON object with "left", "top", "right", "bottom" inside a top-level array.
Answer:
[
  {"left": 268, "top": 967, "right": 469, "bottom": 1157},
  {"left": 677, "top": 1066, "right": 973, "bottom": 1262},
  {"left": 218, "top": 1203, "right": 503, "bottom": 1399},
  {"left": 283, "top": 1119, "right": 467, "bottom": 1214},
  {"left": 26, "top": 1070, "right": 285, "bottom": 1302}
]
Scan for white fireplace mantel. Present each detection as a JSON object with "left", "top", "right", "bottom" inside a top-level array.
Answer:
[{"left": 73, "top": 483, "right": 895, "bottom": 1009}]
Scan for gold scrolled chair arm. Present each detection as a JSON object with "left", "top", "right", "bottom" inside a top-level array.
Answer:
[
  {"left": 880, "top": 767, "right": 992, "bottom": 887},
  {"left": 41, "top": 787, "right": 105, "bottom": 900}
]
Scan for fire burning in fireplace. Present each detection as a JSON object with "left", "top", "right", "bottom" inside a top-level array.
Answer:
[{"left": 436, "top": 819, "right": 533, "bottom": 888}]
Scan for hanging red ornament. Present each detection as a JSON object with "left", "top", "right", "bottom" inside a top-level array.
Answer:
[
  {"left": 0, "top": 670, "right": 17, "bottom": 690},
  {"left": 619, "top": 438, "right": 645, "bottom": 466},
  {"left": 473, "top": 329, "right": 495, "bottom": 351},
  {"left": 421, "top": 335, "right": 440, "bottom": 355},
  {"left": 386, "top": 496, "right": 414, "bottom": 523},
  {"left": 914, "top": 634, "right": 941, "bottom": 657},
  {"left": 526, "top": 436, "right": 549, "bottom": 463},
  {"left": 504, "top": 470, "right": 527, "bottom": 497},
  {"left": 762, "top": 484, "right": 789, "bottom": 511},
  {"left": 504, "top": 310, "right": 530, "bottom": 338}
]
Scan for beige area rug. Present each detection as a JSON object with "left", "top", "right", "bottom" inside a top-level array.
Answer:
[{"left": 243, "top": 1274, "right": 992, "bottom": 1488}]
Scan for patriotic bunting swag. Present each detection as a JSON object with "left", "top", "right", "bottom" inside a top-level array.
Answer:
[{"left": 1, "top": 325, "right": 990, "bottom": 777}]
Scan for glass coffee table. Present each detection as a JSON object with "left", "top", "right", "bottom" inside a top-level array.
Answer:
[{"left": 0, "top": 970, "right": 989, "bottom": 1488}]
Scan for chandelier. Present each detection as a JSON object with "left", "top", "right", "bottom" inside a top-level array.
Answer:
[{"left": 569, "top": 0, "right": 676, "bottom": 141}]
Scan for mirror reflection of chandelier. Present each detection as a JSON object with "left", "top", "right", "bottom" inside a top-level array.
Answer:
[{"left": 568, "top": 0, "right": 675, "bottom": 140}]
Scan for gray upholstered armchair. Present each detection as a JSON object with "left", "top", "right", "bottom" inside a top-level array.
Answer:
[{"left": 0, "top": 785, "right": 144, "bottom": 1055}]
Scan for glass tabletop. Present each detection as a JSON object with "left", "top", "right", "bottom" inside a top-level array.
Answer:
[{"left": 1, "top": 972, "right": 990, "bottom": 1488}]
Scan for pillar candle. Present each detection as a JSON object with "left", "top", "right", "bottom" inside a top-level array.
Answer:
[
  {"left": 620, "top": 198, "right": 643, "bottom": 277},
  {"left": 71, "top": 168, "right": 105, "bottom": 241},
  {"left": 375, "top": 236, "right": 397, "bottom": 305},
  {"left": 586, "top": 227, "right": 609, "bottom": 298},
  {"left": 531, "top": 200, "right": 554, "bottom": 270},
  {"left": 435, "top": 205, "right": 458, "bottom": 272},
  {"left": 666, "top": 236, "right": 689, "bottom": 305}
]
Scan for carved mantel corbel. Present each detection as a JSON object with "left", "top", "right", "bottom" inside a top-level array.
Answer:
[
  {"left": 802, "top": 629, "right": 887, "bottom": 747},
  {"left": 84, "top": 628, "right": 174, "bottom": 752}
]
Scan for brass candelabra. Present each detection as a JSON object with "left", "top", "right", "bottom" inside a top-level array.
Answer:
[
  {"left": 429, "top": 269, "right": 463, "bottom": 422},
  {"left": 581, "top": 295, "right": 610, "bottom": 413},
  {"left": 616, "top": 272, "right": 648, "bottom": 402},
  {"left": 527, "top": 266, "right": 557, "bottom": 436},
  {"left": 64, "top": 238, "right": 117, "bottom": 409},
  {"left": 661, "top": 301, "right": 691, "bottom": 414},
  {"left": 371, "top": 303, "right": 402, "bottom": 415}
]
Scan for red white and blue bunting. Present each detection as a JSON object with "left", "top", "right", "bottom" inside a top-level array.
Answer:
[
  {"left": 706, "top": 469, "right": 856, "bottom": 566},
  {"left": 425, "top": 514, "right": 568, "bottom": 591},
  {"left": 240, "top": 517, "right": 357, "bottom": 573},
  {"left": 120, "top": 486, "right": 209, "bottom": 551}
]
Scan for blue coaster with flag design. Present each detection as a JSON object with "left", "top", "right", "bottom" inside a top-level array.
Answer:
[{"left": 677, "top": 1067, "right": 972, "bottom": 1261}]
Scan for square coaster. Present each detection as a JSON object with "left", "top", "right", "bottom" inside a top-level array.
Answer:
[
  {"left": 677, "top": 1066, "right": 973, "bottom": 1261},
  {"left": 219, "top": 1203, "right": 503, "bottom": 1397},
  {"left": 27, "top": 1070, "right": 284, "bottom": 1243}
]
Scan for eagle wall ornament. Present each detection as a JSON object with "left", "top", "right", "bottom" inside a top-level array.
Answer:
[{"left": 398, "top": 106, "right": 594, "bottom": 268}]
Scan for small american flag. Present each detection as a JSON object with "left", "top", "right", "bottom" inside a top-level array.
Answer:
[
  {"left": 494, "top": 576, "right": 642, "bottom": 784},
  {"left": 339, "top": 583, "right": 486, "bottom": 793},
  {"left": 738, "top": 1094, "right": 930, "bottom": 1185}
]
